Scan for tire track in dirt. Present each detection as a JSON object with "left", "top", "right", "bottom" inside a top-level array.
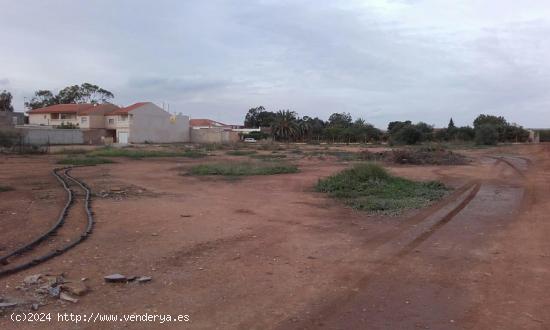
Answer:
[
  {"left": 363, "top": 181, "right": 478, "bottom": 249},
  {"left": 394, "top": 182, "right": 481, "bottom": 258},
  {"left": 277, "top": 181, "right": 483, "bottom": 329},
  {"left": 277, "top": 156, "right": 529, "bottom": 329},
  {"left": 490, "top": 155, "right": 535, "bottom": 212},
  {"left": 491, "top": 156, "right": 526, "bottom": 178}
]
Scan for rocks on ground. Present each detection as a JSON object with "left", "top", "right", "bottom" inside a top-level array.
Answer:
[
  {"left": 2, "top": 272, "right": 152, "bottom": 312},
  {"left": 104, "top": 273, "right": 152, "bottom": 284}
]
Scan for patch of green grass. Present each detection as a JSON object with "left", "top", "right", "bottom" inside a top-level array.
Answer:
[
  {"left": 57, "top": 156, "right": 115, "bottom": 166},
  {"left": 53, "top": 148, "right": 89, "bottom": 155},
  {"left": 327, "top": 151, "right": 358, "bottom": 161},
  {"left": 202, "top": 143, "right": 225, "bottom": 151},
  {"left": 259, "top": 144, "right": 285, "bottom": 151},
  {"left": 316, "top": 163, "right": 448, "bottom": 214},
  {"left": 187, "top": 162, "right": 298, "bottom": 176},
  {"left": 0, "top": 185, "right": 14, "bottom": 192},
  {"left": 440, "top": 142, "right": 492, "bottom": 150},
  {"left": 226, "top": 150, "right": 258, "bottom": 156},
  {"left": 304, "top": 150, "right": 365, "bottom": 161},
  {"left": 90, "top": 147, "right": 206, "bottom": 159}
]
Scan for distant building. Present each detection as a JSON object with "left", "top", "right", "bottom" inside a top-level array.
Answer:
[
  {"left": 0, "top": 111, "right": 25, "bottom": 128},
  {"left": 190, "top": 119, "right": 232, "bottom": 129},
  {"left": 527, "top": 130, "right": 540, "bottom": 143},
  {"left": 105, "top": 102, "right": 189, "bottom": 144},
  {"left": 27, "top": 103, "right": 118, "bottom": 128},
  {"left": 26, "top": 102, "right": 190, "bottom": 144}
]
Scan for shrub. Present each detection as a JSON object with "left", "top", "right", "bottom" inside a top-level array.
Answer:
[
  {"left": 391, "top": 126, "right": 423, "bottom": 145},
  {"left": 0, "top": 185, "right": 14, "bottom": 192},
  {"left": 389, "top": 147, "right": 468, "bottom": 165},
  {"left": 0, "top": 129, "right": 21, "bottom": 148},
  {"left": 226, "top": 150, "right": 257, "bottom": 156},
  {"left": 316, "top": 163, "right": 448, "bottom": 214},
  {"left": 57, "top": 122, "right": 79, "bottom": 129},
  {"left": 454, "top": 126, "right": 475, "bottom": 141},
  {"left": 475, "top": 124, "right": 498, "bottom": 145},
  {"left": 473, "top": 114, "right": 529, "bottom": 142}
]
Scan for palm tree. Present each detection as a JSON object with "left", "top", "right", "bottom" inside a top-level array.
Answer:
[
  {"left": 271, "top": 110, "right": 299, "bottom": 141},
  {"left": 298, "top": 119, "right": 311, "bottom": 141}
]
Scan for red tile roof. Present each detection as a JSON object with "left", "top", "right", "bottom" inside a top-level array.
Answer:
[
  {"left": 28, "top": 103, "right": 120, "bottom": 115},
  {"left": 190, "top": 119, "right": 228, "bottom": 127},
  {"left": 28, "top": 104, "right": 95, "bottom": 114},
  {"left": 79, "top": 103, "right": 120, "bottom": 115},
  {"left": 109, "top": 102, "right": 150, "bottom": 115}
]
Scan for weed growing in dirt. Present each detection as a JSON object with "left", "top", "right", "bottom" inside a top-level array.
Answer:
[
  {"left": 53, "top": 148, "right": 90, "bottom": 155},
  {"left": 258, "top": 144, "right": 286, "bottom": 151},
  {"left": 357, "top": 146, "right": 469, "bottom": 165},
  {"left": 90, "top": 147, "right": 206, "bottom": 159},
  {"left": 202, "top": 143, "right": 226, "bottom": 151},
  {"left": 57, "top": 156, "right": 115, "bottom": 166},
  {"left": 305, "top": 150, "right": 369, "bottom": 161},
  {"left": 187, "top": 162, "right": 298, "bottom": 176},
  {"left": 316, "top": 163, "right": 448, "bottom": 214},
  {"left": 226, "top": 150, "right": 258, "bottom": 156},
  {"left": 0, "top": 185, "right": 14, "bottom": 192},
  {"left": 251, "top": 154, "right": 288, "bottom": 160}
]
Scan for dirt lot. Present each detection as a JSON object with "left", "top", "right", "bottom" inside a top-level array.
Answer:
[{"left": 1, "top": 143, "right": 549, "bottom": 329}]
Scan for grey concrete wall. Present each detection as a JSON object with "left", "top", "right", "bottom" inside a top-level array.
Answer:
[
  {"left": 190, "top": 128, "right": 240, "bottom": 144},
  {"left": 83, "top": 129, "right": 108, "bottom": 144},
  {"left": 19, "top": 127, "right": 84, "bottom": 145},
  {"left": 128, "top": 103, "right": 190, "bottom": 143},
  {"left": 0, "top": 112, "right": 25, "bottom": 128}
]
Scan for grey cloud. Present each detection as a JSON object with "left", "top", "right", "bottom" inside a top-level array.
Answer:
[
  {"left": 0, "top": 0, "right": 549, "bottom": 127},
  {"left": 127, "top": 77, "right": 231, "bottom": 93}
]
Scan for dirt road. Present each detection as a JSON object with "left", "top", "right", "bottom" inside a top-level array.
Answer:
[{"left": 0, "top": 144, "right": 549, "bottom": 329}]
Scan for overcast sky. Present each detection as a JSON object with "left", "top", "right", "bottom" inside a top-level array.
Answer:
[{"left": 1, "top": 0, "right": 549, "bottom": 128}]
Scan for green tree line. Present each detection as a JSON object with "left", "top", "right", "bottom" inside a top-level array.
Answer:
[{"left": 243, "top": 106, "right": 530, "bottom": 145}]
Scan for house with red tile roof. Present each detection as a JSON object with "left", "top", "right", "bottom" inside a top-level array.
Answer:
[
  {"left": 104, "top": 102, "right": 189, "bottom": 143},
  {"left": 27, "top": 102, "right": 190, "bottom": 144},
  {"left": 28, "top": 103, "right": 119, "bottom": 128}
]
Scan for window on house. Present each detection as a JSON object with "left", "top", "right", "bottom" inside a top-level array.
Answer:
[
  {"left": 119, "top": 115, "right": 128, "bottom": 121},
  {"left": 60, "top": 113, "right": 74, "bottom": 119},
  {"left": 44, "top": 115, "right": 47, "bottom": 119},
  {"left": 81, "top": 117, "right": 88, "bottom": 124},
  {"left": 108, "top": 118, "right": 114, "bottom": 124},
  {"left": 51, "top": 113, "right": 59, "bottom": 119}
]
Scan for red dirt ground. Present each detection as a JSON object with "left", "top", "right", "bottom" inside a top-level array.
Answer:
[{"left": 0, "top": 144, "right": 549, "bottom": 329}]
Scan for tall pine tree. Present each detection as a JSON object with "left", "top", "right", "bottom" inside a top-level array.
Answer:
[{"left": 448, "top": 118, "right": 455, "bottom": 129}]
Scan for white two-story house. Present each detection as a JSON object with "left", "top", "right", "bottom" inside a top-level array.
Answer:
[
  {"left": 28, "top": 103, "right": 119, "bottom": 128},
  {"left": 27, "top": 102, "right": 190, "bottom": 144}
]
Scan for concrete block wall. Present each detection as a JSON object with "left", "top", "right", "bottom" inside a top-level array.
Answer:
[
  {"left": 19, "top": 127, "right": 84, "bottom": 145},
  {"left": 190, "top": 128, "right": 240, "bottom": 144}
]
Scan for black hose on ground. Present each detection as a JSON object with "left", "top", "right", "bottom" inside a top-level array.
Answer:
[{"left": 0, "top": 167, "right": 94, "bottom": 277}]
